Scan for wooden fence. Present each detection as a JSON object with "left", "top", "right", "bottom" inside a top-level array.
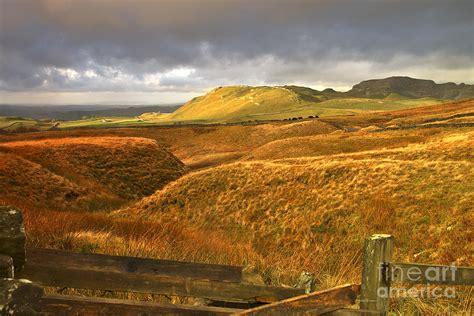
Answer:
[
  {"left": 359, "top": 234, "right": 474, "bottom": 314},
  {"left": 0, "top": 207, "right": 473, "bottom": 315}
]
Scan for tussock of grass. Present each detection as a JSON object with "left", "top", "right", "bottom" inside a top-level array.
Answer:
[{"left": 22, "top": 206, "right": 262, "bottom": 269}]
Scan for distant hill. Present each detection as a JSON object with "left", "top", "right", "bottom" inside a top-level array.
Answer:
[
  {"left": 347, "top": 76, "right": 474, "bottom": 99},
  {"left": 0, "top": 104, "right": 181, "bottom": 120},
  {"left": 166, "top": 77, "right": 471, "bottom": 123},
  {"left": 168, "top": 85, "right": 334, "bottom": 122},
  {"left": 1, "top": 77, "right": 471, "bottom": 126},
  {"left": 167, "top": 84, "right": 445, "bottom": 123}
]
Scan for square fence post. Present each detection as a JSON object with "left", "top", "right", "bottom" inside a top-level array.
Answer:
[{"left": 359, "top": 234, "right": 394, "bottom": 315}]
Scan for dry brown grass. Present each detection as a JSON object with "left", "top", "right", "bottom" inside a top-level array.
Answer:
[
  {"left": 21, "top": 205, "right": 262, "bottom": 271},
  {"left": 319, "top": 98, "right": 474, "bottom": 128},
  {"left": 0, "top": 120, "right": 338, "bottom": 170},
  {"left": 385, "top": 98, "right": 474, "bottom": 125},
  {"left": 0, "top": 137, "right": 186, "bottom": 210},
  {"left": 117, "top": 130, "right": 473, "bottom": 313},
  {"left": 2, "top": 100, "right": 473, "bottom": 313},
  {"left": 245, "top": 129, "right": 444, "bottom": 160},
  {"left": 0, "top": 153, "right": 120, "bottom": 211}
]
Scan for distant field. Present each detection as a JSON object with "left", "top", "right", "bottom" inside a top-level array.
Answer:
[{"left": 0, "top": 116, "right": 53, "bottom": 132}]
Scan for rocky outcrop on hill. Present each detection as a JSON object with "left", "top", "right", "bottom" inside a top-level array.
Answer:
[{"left": 347, "top": 76, "right": 473, "bottom": 100}]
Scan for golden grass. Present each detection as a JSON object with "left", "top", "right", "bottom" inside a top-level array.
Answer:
[
  {"left": 0, "top": 153, "right": 121, "bottom": 211},
  {"left": 22, "top": 206, "right": 260, "bottom": 266},
  {"left": 4, "top": 137, "right": 186, "bottom": 199},
  {"left": 116, "top": 130, "right": 473, "bottom": 313},
  {"left": 0, "top": 120, "right": 338, "bottom": 169},
  {"left": 166, "top": 85, "right": 444, "bottom": 122},
  {"left": 245, "top": 129, "right": 439, "bottom": 160},
  {"left": 2, "top": 100, "right": 473, "bottom": 313},
  {"left": 0, "top": 136, "right": 186, "bottom": 210}
]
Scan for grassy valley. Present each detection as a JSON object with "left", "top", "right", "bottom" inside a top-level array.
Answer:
[{"left": 0, "top": 92, "right": 472, "bottom": 314}]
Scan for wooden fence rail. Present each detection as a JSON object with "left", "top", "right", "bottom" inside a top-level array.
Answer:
[
  {"left": 22, "top": 247, "right": 243, "bottom": 282},
  {"left": 17, "top": 248, "right": 304, "bottom": 303},
  {"left": 38, "top": 295, "right": 243, "bottom": 316},
  {"left": 1, "top": 206, "right": 473, "bottom": 315}
]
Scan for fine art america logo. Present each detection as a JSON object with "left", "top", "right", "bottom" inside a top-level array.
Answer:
[{"left": 377, "top": 264, "right": 458, "bottom": 299}]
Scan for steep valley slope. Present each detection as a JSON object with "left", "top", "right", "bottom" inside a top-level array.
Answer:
[{"left": 0, "top": 137, "right": 186, "bottom": 210}]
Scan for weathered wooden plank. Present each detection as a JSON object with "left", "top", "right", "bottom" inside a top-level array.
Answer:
[
  {"left": 359, "top": 234, "right": 393, "bottom": 314},
  {"left": 390, "top": 262, "right": 474, "bottom": 286},
  {"left": 39, "top": 295, "right": 243, "bottom": 315},
  {"left": 26, "top": 248, "right": 242, "bottom": 282},
  {"left": 235, "top": 284, "right": 360, "bottom": 315},
  {"left": 17, "top": 258, "right": 304, "bottom": 303}
]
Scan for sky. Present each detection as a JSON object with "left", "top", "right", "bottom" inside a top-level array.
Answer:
[{"left": 0, "top": 0, "right": 473, "bottom": 105}]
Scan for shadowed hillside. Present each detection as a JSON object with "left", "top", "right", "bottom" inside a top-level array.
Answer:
[
  {"left": 0, "top": 137, "right": 186, "bottom": 210},
  {"left": 0, "top": 152, "right": 113, "bottom": 210}
]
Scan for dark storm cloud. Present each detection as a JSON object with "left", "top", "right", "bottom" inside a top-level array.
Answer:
[{"left": 0, "top": 0, "right": 473, "bottom": 94}]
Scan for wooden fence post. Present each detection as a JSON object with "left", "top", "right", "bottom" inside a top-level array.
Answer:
[
  {"left": 0, "top": 255, "right": 14, "bottom": 278},
  {"left": 359, "top": 234, "right": 394, "bottom": 315},
  {"left": 0, "top": 206, "right": 26, "bottom": 272}
]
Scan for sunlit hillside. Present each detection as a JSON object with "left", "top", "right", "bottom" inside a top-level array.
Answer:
[
  {"left": 115, "top": 129, "right": 473, "bottom": 314},
  {"left": 1, "top": 98, "right": 471, "bottom": 313},
  {"left": 3, "top": 80, "right": 470, "bottom": 129},
  {"left": 2, "top": 0, "right": 473, "bottom": 314},
  {"left": 166, "top": 85, "right": 444, "bottom": 123}
]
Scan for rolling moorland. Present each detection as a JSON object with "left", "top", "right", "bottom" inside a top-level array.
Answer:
[
  {"left": 1, "top": 77, "right": 473, "bottom": 131},
  {"left": 0, "top": 80, "right": 473, "bottom": 313}
]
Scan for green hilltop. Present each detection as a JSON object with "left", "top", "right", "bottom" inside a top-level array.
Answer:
[
  {"left": 164, "top": 77, "right": 472, "bottom": 123},
  {"left": 165, "top": 84, "right": 444, "bottom": 123}
]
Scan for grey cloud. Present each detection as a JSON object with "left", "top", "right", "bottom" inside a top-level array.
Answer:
[{"left": 0, "top": 0, "right": 473, "bottom": 95}]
